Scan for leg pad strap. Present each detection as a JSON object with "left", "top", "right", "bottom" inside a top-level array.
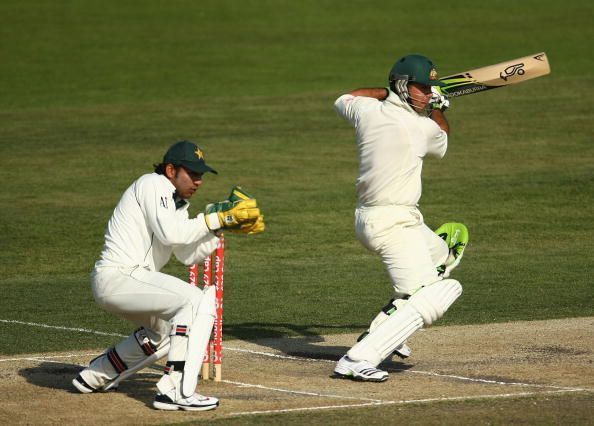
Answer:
[{"left": 107, "top": 347, "right": 128, "bottom": 374}]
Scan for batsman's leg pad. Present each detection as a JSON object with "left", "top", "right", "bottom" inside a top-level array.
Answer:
[
  {"left": 348, "top": 303, "right": 423, "bottom": 366},
  {"left": 369, "top": 297, "right": 408, "bottom": 332},
  {"left": 356, "top": 296, "right": 408, "bottom": 341},
  {"left": 410, "top": 278, "right": 462, "bottom": 326},
  {"left": 347, "top": 279, "right": 462, "bottom": 366},
  {"left": 356, "top": 297, "right": 413, "bottom": 359},
  {"left": 157, "top": 286, "right": 216, "bottom": 399}
]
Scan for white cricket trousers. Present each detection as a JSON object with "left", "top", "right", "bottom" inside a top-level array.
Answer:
[
  {"left": 91, "top": 265, "right": 203, "bottom": 342},
  {"left": 355, "top": 205, "right": 448, "bottom": 297}
]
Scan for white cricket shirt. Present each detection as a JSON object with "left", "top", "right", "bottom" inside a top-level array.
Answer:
[
  {"left": 334, "top": 91, "right": 447, "bottom": 207},
  {"left": 95, "top": 173, "right": 219, "bottom": 271}
]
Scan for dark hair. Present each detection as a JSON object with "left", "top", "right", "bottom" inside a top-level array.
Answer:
[
  {"left": 153, "top": 162, "right": 183, "bottom": 175},
  {"left": 153, "top": 163, "right": 167, "bottom": 175}
]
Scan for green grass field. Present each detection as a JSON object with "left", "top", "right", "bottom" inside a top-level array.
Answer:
[{"left": 0, "top": 0, "right": 592, "bottom": 422}]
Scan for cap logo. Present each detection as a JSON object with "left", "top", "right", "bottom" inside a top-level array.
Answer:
[
  {"left": 429, "top": 68, "right": 438, "bottom": 81},
  {"left": 194, "top": 147, "right": 204, "bottom": 160}
]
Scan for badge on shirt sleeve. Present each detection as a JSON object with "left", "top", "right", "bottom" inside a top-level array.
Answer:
[{"left": 160, "top": 196, "right": 169, "bottom": 209}]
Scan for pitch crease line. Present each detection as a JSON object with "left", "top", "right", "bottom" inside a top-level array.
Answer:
[
  {"left": 223, "top": 379, "right": 384, "bottom": 402},
  {"left": 230, "top": 401, "right": 392, "bottom": 417},
  {"left": 228, "top": 389, "right": 585, "bottom": 417},
  {"left": 0, "top": 319, "right": 126, "bottom": 338},
  {"left": 0, "top": 352, "right": 101, "bottom": 363},
  {"left": 401, "top": 369, "right": 589, "bottom": 391}
]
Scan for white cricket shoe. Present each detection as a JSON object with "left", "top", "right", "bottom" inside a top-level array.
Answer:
[
  {"left": 72, "top": 374, "right": 97, "bottom": 393},
  {"left": 72, "top": 372, "right": 118, "bottom": 393},
  {"left": 334, "top": 355, "right": 388, "bottom": 382},
  {"left": 153, "top": 392, "right": 219, "bottom": 411},
  {"left": 394, "top": 342, "right": 412, "bottom": 359}
]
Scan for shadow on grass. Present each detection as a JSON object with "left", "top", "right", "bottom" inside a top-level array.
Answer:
[
  {"left": 19, "top": 362, "right": 162, "bottom": 409},
  {"left": 225, "top": 322, "right": 414, "bottom": 373}
]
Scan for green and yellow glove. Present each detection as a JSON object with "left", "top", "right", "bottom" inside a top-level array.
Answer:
[
  {"left": 228, "top": 186, "right": 255, "bottom": 203},
  {"left": 204, "top": 186, "right": 265, "bottom": 234},
  {"left": 229, "top": 214, "right": 265, "bottom": 235}
]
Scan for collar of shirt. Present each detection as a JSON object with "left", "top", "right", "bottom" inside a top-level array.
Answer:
[{"left": 173, "top": 191, "right": 188, "bottom": 210}]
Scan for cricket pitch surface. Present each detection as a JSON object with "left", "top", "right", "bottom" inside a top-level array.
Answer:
[{"left": 1, "top": 317, "right": 592, "bottom": 424}]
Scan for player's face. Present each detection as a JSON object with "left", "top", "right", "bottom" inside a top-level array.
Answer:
[
  {"left": 167, "top": 164, "right": 203, "bottom": 199},
  {"left": 408, "top": 83, "right": 433, "bottom": 113}
]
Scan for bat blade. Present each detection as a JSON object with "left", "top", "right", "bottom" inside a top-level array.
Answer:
[{"left": 438, "top": 52, "right": 551, "bottom": 97}]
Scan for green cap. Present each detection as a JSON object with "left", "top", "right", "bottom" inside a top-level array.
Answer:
[
  {"left": 163, "top": 140, "right": 218, "bottom": 174},
  {"left": 388, "top": 54, "right": 445, "bottom": 87}
]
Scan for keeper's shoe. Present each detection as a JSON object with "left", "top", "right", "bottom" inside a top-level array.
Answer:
[
  {"left": 435, "top": 222, "right": 469, "bottom": 278},
  {"left": 72, "top": 374, "right": 96, "bottom": 393},
  {"left": 72, "top": 374, "right": 119, "bottom": 393},
  {"left": 153, "top": 392, "right": 219, "bottom": 411},
  {"left": 334, "top": 355, "right": 388, "bottom": 382}
]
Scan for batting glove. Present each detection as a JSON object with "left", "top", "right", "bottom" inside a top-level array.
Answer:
[{"left": 430, "top": 86, "right": 450, "bottom": 111}]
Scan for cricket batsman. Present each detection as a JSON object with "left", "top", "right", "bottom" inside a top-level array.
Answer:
[
  {"left": 332, "top": 54, "right": 469, "bottom": 381},
  {"left": 72, "top": 140, "right": 264, "bottom": 410}
]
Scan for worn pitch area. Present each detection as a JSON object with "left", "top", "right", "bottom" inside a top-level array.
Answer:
[{"left": 0, "top": 318, "right": 591, "bottom": 424}]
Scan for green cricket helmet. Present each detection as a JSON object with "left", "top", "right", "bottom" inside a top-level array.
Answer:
[{"left": 388, "top": 54, "right": 445, "bottom": 89}]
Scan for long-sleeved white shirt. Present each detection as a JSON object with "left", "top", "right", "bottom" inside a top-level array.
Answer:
[
  {"left": 334, "top": 91, "right": 447, "bottom": 207},
  {"left": 95, "top": 173, "right": 219, "bottom": 271}
]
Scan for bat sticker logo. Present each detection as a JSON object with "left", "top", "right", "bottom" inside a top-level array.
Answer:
[
  {"left": 533, "top": 54, "right": 546, "bottom": 61},
  {"left": 500, "top": 63, "right": 525, "bottom": 81}
]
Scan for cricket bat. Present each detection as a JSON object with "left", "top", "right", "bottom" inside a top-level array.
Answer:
[{"left": 437, "top": 52, "right": 550, "bottom": 97}]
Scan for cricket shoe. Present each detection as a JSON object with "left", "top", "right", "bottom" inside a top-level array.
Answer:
[
  {"left": 153, "top": 392, "right": 219, "bottom": 411},
  {"left": 72, "top": 374, "right": 119, "bottom": 393},
  {"left": 72, "top": 374, "right": 97, "bottom": 393},
  {"left": 334, "top": 355, "right": 388, "bottom": 382},
  {"left": 435, "top": 222, "right": 469, "bottom": 278}
]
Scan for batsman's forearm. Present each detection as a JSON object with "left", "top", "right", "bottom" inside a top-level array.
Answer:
[
  {"left": 430, "top": 109, "right": 449, "bottom": 134},
  {"left": 348, "top": 87, "right": 389, "bottom": 100}
]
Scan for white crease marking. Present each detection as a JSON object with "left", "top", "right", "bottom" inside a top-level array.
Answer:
[
  {"left": 223, "top": 379, "right": 383, "bottom": 402},
  {"left": 228, "top": 389, "right": 585, "bottom": 417}
]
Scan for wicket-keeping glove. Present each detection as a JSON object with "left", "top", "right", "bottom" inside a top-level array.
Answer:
[
  {"left": 228, "top": 186, "right": 254, "bottom": 203},
  {"left": 230, "top": 214, "right": 265, "bottom": 235},
  {"left": 430, "top": 86, "right": 450, "bottom": 111},
  {"left": 203, "top": 186, "right": 263, "bottom": 232},
  {"left": 204, "top": 199, "right": 260, "bottom": 230}
]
